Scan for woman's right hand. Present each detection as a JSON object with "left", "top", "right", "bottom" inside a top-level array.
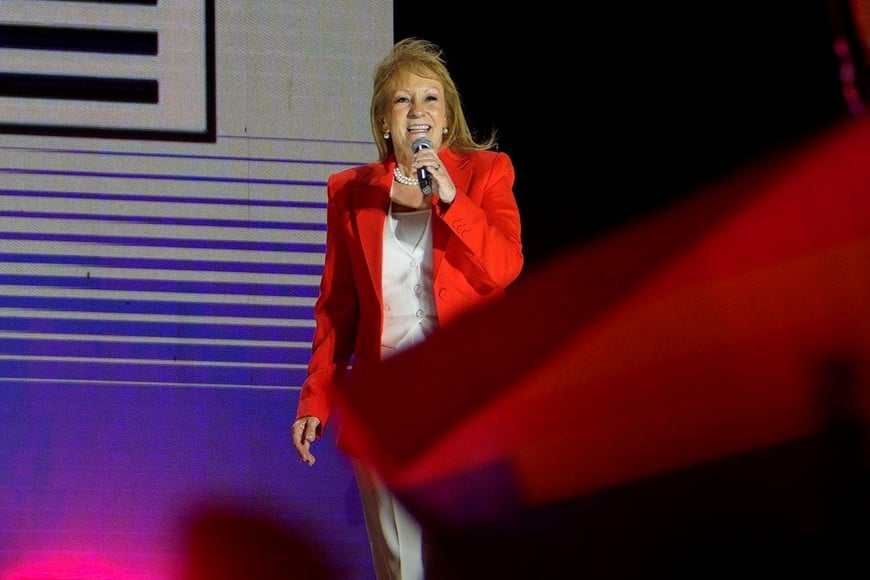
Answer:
[{"left": 292, "top": 416, "right": 321, "bottom": 466}]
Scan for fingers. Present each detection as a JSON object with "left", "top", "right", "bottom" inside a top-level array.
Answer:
[
  {"left": 412, "top": 155, "right": 452, "bottom": 198},
  {"left": 412, "top": 151, "right": 442, "bottom": 174},
  {"left": 292, "top": 416, "right": 321, "bottom": 466}
]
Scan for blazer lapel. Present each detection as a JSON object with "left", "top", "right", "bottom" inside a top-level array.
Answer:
[{"left": 353, "top": 163, "right": 393, "bottom": 297}]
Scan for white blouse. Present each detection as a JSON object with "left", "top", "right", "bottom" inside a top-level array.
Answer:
[{"left": 380, "top": 204, "right": 438, "bottom": 360}]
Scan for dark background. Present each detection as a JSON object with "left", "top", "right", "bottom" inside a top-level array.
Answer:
[{"left": 396, "top": 0, "right": 863, "bottom": 272}]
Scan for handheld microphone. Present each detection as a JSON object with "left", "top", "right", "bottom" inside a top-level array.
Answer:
[{"left": 411, "top": 137, "right": 434, "bottom": 195}]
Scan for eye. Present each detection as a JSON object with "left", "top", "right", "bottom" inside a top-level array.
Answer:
[
  {"left": 424, "top": 94, "right": 439, "bottom": 102},
  {"left": 394, "top": 95, "right": 410, "bottom": 104}
]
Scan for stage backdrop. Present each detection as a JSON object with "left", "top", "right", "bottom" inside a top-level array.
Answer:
[{"left": 0, "top": 1, "right": 389, "bottom": 578}]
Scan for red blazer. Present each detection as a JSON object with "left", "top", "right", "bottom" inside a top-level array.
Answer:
[{"left": 296, "top": 147, "right": 524, "bottom": 443}]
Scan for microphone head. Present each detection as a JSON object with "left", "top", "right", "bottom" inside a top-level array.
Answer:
[{"left": 411, "top": 137, "right": 433, "bottom": 153}]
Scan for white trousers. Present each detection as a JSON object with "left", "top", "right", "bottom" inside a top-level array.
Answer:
[{"left": 354, "top": 462, "right": 425, "bottom": 580}]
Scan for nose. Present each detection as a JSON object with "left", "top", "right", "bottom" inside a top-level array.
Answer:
[{"left": 408, "top": 101, "right": 425, "bottom": 116}]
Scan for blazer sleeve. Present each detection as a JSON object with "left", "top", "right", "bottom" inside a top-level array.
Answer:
[
  {"left": 295, "top": 173, "right": 359, "bottom": 430},
  {"left": 434, "top": 150, "right": 524, "bottom": 294}
]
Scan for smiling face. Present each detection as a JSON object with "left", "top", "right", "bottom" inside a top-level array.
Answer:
[{"left": 383, "top": 72, "right": 448, "bottom": 164}]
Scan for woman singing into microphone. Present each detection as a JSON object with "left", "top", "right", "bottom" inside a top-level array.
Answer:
[{"left": 291, "top": 37, "right": 524, "bottom": 580}]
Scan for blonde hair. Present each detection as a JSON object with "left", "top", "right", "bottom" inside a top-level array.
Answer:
[{"left": 370, "top": 37, "right": 497, "bottom": 161}]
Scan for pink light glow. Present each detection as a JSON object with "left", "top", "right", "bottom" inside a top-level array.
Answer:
[{"left": 2, "top": 553, "right": 131, "bottom": 580}]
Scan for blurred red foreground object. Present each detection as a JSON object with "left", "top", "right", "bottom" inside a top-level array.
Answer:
[{"left": 334, "top": 113, "right": 870, "bottom": 577}]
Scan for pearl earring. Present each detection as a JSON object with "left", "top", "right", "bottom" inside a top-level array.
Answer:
[
  {"left": 383, "top": 132, "right": 390, "bottom": 139},
  {"left": 442, "top": 127, "right": 448, "bottom": 134}
]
